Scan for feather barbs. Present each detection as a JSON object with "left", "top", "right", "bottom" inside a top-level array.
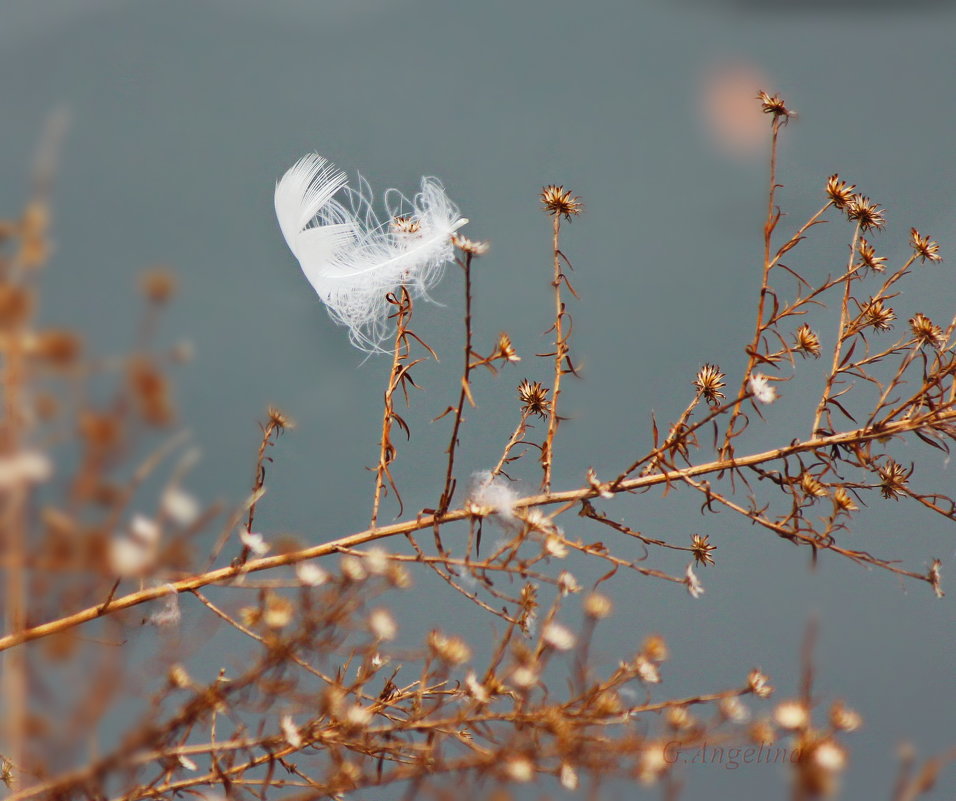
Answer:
[{"left": 275, "top": 153, "right": 466, "bottom": 352}]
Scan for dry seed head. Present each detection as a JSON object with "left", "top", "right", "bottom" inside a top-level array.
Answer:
[
  {"left": 910, "top": 228, "right": 942, "bottom": 263},
  {"left": 666, "top": 705, "right": 696, "bottom": 731},
  {"left": 540, "top": 185, "right": 582, "bottom": 220},
  {"left": 803, "top": 738, "right": 847, "bottom": 795},
  {"left": 428, "top": 631, "right": 472, "bottom": 665},
  {"left": 296, "top": 561, "right": 329, "bottom": 587},
  {"left": 503, "top": 756, "right": 535, "bottom": 783},
  {"left": 832, "top": 487, "right": 859, "bottom": 514},
  {"left": 391, "top": 215, "right": 421, "bottom": 234},
  {"left": 642, "top": 633, "right": 669, "bottom": 662},
  {"left": 800, "top": 472, "right": 828, "bottom": 499},
  {"left": 750, "top": 718, "right": 776, "bottom": 745},
  {"left": 634, "top": 655, "right": 661, "bottom": 684},
  {"left": 33, "top": 330, "right": 82, "bottom": 367},
  {"left": 855, "top": 238, "right": 886, "bottom": 273},
  {"left": 464, "top": 671, "right": 490, "bottom": 704},
  {"left": 589, "top": 690, "right": 620, "bottom": 717},
  {"left": 558, "top": 570, "right": 581, "bottom": 595},
  {"left": 845, "top": 194, "right": 886, "bottom": 231},
  {"left": 861, "top": 297, "right": 895, "bottom": 331},
  {"left": 685, "top": 562, "right": 705, "bottom": 597},
  {"left": 451, "top": 233, "right": 490, "bottom": 256},
  {"left": 369, "top": 608, "right": 397, "bottom": 641},
  {"left": 694, "top": 363, "right": 726, "bottom": 405},
  {"left": 793, "top": 324, "right": 822, "bottom": 358},
  {"left": 128, "top": 358, "right": 173, "bottom": 426},
  {"left": 748, "top": 669, "right": 774, "bottom": 698},
  {"left": 774, "top": 699, "right": 809, "bottom": 730},
  {"left": 542, "top": 621, "right": 576, "bottom": 651},
  {"left": 263, "top": 593, "right": 295, "bottom": 628},
  {"left": 139, "top": 268, "right": 177, "bottom": 304},
  {"left": 637, "top": 742, "right": 670, "bottom": 785},
  {"left": 583, "top": 592, "right": 613, "bottom": 619},
  {"left": 168, "top": 663, "right": 192, "bottom": 689},
  {"left": 559, "top": 763, "right": 579, "bottom": 791},
  {"left": 493, "top": 331, "right": 520, "bottom": 362},
  {"left": 757, "top": 90, "right": 794, "bottom": 122},
  {"left": 909, "top": 313, "right": 945, "bottom": 349},
  {"left": 719, "top": 696, "right": 750, "bottom": 723},
  {"left": 517, "top": 379, "right": 551, "bottom": 418},
  {"left": 691, "top": 533, "right": 716, "bottom": 567},
  {"left": 878, "top": 459, "right": 910, "bottom": 500},
  {"left": 267, "top": 405, "right": 295, "bottom": 431},
  {"left": 0, "top": 284, "right": 33, "bottom": 331},
  {"left": 340, "top": 555, "right": 367, "bottom": 582},
  {"left": 825, "top": 174, "right": 856, "bottom": 210},
  {"left": 829, "top": 700, "right": 862, "bottom": 732},
  {"left": 930, "top": 559, "right": 944, "bottom": 598}
]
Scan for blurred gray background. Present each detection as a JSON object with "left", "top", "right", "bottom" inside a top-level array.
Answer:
[{"left": 3, "top": 0, "right": 955, "bottom": 797}]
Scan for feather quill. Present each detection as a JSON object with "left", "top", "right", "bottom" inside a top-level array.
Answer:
[{"left": 275, "top": 154, "right": 467, "bottom": 351}]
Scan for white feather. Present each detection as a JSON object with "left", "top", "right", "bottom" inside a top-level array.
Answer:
[{"left": 275, "top": 154, "right": 467, "bottom": 351}]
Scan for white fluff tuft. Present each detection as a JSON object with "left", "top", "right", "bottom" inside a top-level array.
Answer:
[
  {"left": 467, "top": 470, "right": 521, "bottom": 524},
  {"left": 275, "top": 153, "right": 467, "bottom": 351}
]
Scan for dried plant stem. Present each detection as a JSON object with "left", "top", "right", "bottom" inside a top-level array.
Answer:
[
  {"left": 1, "top": 333, "right": 28, "bottom": 792},
  {"left": 641, "top": 394, "right": 702, "bottom": 476},
  {"left": 3, "top": 410, "right": 949, "bottom": 655},
  {"left": 372, "top": 286, "right": 413, "bottom": 527},
  {"left": 438, "top": 254, "right": 475, "bottom": 516},
  {"left": 492, "top": 408, "right": 532, "bottom": 477},
  {"left": 542, "top": 213, "right": 565, "bottom": 491},
  {"left": 236, "top": 411, "right": 287, "bottom": 563},
  {"left": 722, "top": 117, "right": 783, "bottom": 456},
  {"left": 811, "top": 222, "right": 861, "bottom": 436}
]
